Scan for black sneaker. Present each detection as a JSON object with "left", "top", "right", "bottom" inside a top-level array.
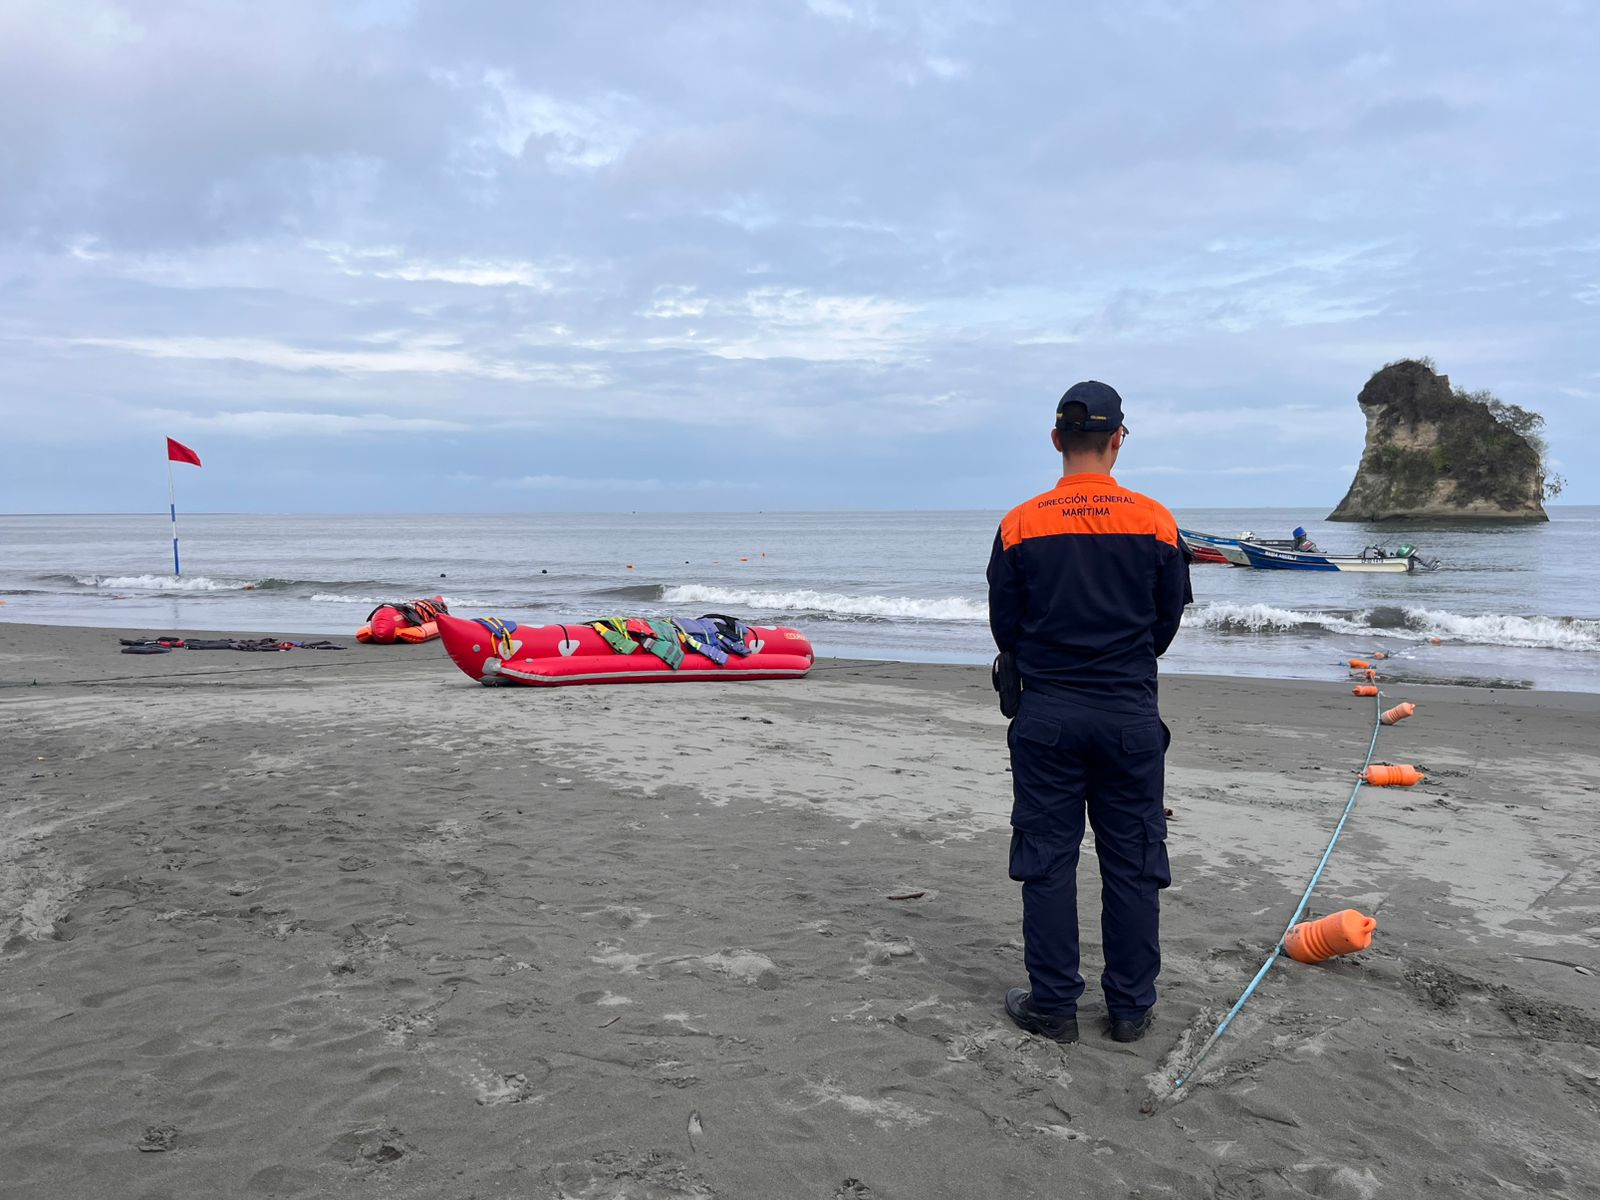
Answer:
[
  {"left": 1109, "top": 1008, "right": 1155, "bottom": 1043},
  {"left": 1004, "top": 988, "right": 1078, "bottom": 1043}
]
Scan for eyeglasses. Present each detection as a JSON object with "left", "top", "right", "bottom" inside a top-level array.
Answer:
[{"left": 1120, "top": 425, "right": 1130, "bottom": 439}]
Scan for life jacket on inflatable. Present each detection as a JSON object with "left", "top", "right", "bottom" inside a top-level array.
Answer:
[
  {"left": 357, "top": 595, "right": 448, "bottom": 644},
  {"left": 437, "top": 612, "right": 813, "bottom": 687},
  {"left": 587, "top": 616, "right": 688, "bottom": 667}
]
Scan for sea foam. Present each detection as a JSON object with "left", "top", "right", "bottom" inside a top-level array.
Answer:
[
  {"left": 1188, "top": 602, "right": 1600, "bottom": 652},
  {"left": 75, "top": 573, "right": 252, "bottom": 592},
  {"left": 661, "top": 584, "right": 986, "bottom": 622}
]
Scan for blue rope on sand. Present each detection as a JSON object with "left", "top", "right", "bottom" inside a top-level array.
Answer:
[{"left": 1172, "top": 689, "right": 1385, "bottom": 1092}]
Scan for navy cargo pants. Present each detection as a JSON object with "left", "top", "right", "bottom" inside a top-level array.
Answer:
[{"left": 1008, "top": 690, "right": 1172, "bottom": 1020}]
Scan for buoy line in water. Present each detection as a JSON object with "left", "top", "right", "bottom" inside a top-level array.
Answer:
[{"left": 1166, "top": 671, "right": 1423, "bottom": 1100}]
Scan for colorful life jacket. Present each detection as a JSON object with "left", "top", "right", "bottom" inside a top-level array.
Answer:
[
  {"left": 672, "top": 617, "right": 729, "bottom": 666},
  {"left": 640, "top": 618, "right": 686, "bottom": 669},
  {"left": 701, "top": 613, "right": 754, "bottom": 656},
  {"left": 473, "top": 616, "right": 519, "bottom": 658},
  {"left": 590, "top": 617, "right": 639, "bottom": 655},
  {"left": 586, "top": 616, "right": 694, "bottom": 669},
  {"left": 586, "top": 613, "right": 760, "bottom": 669},
  {"left": 368, "top": 595, "right": 448, "bottom": 627}
]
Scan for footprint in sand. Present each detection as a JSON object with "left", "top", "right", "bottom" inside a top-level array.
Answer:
[
  {"left": 474, "top": 1071, "right": 537, "bottom": 1106},
  {"left": 697, "top": 950, "right": 781, "bottom": 990},
  {"left": 575, "top": 990, "right": 634, "bottom": 1006},
  {"left": 137, "top": 1124, "right": 178, "bottom": 1153},
  {"left": 329, "top": 1123, "right": 409, "bottom": 1166},
  {"left": 579, "top": 904, "right": 658, "bottom": 930},
  {"left": 853, "top": 932, "right": 922, "bottom": 976},
  {"left": 549, "top": 1150, "right": 713, "bottom": 1200}
]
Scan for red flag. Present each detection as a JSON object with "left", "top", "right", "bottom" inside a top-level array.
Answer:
[{"left": 166, "top": 437, "right": 202, "bottom": 467}]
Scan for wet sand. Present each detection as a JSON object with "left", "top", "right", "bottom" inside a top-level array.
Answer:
[{"left": 2, "top": 620, "right": 1598, "bottom": 1199}]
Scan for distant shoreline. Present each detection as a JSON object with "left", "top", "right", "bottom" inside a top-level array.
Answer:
[{"left": 3, "top": 619, "right": 1597, "bottom": 702}]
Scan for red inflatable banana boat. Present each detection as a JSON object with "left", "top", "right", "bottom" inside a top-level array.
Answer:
[{"left": 435, "top": 612, "right": 814, "bottom": 687}]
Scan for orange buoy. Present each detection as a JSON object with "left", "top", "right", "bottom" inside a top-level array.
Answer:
[
  {"left": 1352, "top": 685, "right": 1379, "bottom": 697},
  {"left": 626, "top": 564, "right": 634, "bottom": 569},
  {"left": 1428, "top": 637, "right": 1442, "bottom": 645},
  {"left": 1284, "top": 909, "right": 1377, "bottom": 963},
  {"left": 1348, "top": 659, "right": 1371, "bottom": 669},
  {"left": 1364, "top": 763, "right": 1424, "bottom": 786},
  {"left": 1363, "top": 669, "right": 1379, "bottom": 681},
  {"left": 1380, "top": 702, "right": 1416, "bottom": 726},
  {"left": 1373, "top": 651, "right": 1388, "bottom": 660}
]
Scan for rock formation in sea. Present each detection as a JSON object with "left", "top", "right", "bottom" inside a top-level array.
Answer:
[{"left": 1328, "top": 359, "right": 1549, "bottom": 523}]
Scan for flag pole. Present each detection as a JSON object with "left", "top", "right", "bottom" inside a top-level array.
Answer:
[{"left": 168, "top": 453, "right": 181, "bottom": 578}]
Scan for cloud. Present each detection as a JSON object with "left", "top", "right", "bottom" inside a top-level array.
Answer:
[
  {"left": 321, "top": 244, "right": 561, "bottom": 289},
  {"left": 64, "top": 334, "right": 546, "bottom": 383},
  {"left": 642, "top": 287, "right": 710, "bottom": 319},
  {"left": 703, "top": 288, "right": 921, "bottom": 362},
  {"left": 0, "top": 1, "right": 1596, "bottom": 510},
  {"left": 1121, "top": 463, "right": 1341, "bottom": 478},
  {"left": 137, "top": 408, "right": 470, "bottom": 436},
  {"left": 806, "top": 0, "right": 880, "bottom": 27},
  {"left": 446, "top": 67, "right": 642, "bottom": 173},
  {"left": 499, "top": 475, "right": 755, "bottom": 492}
]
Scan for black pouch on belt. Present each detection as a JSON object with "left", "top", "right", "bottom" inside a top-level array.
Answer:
[{"left": 992, "top": 650, "right": 1021, "bottom": 719}]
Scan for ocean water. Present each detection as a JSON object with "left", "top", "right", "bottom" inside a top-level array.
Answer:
[{"left": 2, "top": 508, "right": 1597, "bottom": 692}]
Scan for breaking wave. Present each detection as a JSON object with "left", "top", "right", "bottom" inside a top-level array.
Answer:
[
  {"left": 310, "top": 592, "right": 488, "bottom": 608},
  {"left": 595, "top": 583, "right": 667, "bottom": 601},
  {"left": 661, "top": 584, "right": 986, "bottom": 623},
  {"left": 1188, "top": 602, "right": 1600, "bottom": 652},
  {"left": 66, "top": 573, "right": 425, "bottom": 598},
  {"left": 72, "top": 573, "right": 256, "bottom": 592},
  {"left": 1187, "top": 603, "right": 1374, "bottom": 637},
  {"left": 1405, "top": 607, "right": 1600, "bottom": 651},
  {"left": 311, "top": 593, "right": 394, "bottom": 607}
]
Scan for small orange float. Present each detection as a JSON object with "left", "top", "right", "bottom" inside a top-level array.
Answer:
[
  {"left": 1284, "top": 910, "right": 1377, "bottom": 963},
  {"left": 1363, "top": 764, "right": 1424, "bottom": 786},
  {"left": 1380, "top": 703, "right": 1416, "bottom": 726}
]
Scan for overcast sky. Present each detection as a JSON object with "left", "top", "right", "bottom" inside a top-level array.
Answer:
[{"left": 1, "top": 0, "right": 1595, "bottom": 513}]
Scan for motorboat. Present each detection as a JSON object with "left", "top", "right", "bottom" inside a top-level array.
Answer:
[
  {"left": 1235, "top": 542, "right": 1441, "bottom": 573},
  {"left": 1179, "top": 528, "right": 1314, "bottom": 566}
]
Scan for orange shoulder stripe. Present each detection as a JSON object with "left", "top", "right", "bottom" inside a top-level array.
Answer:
[
  {"left": 1001, "top": 481, "right": 1178, "bottom": 548},
  {"left": 1000, "top": 506, "right": 1025, "bottom": 550}
]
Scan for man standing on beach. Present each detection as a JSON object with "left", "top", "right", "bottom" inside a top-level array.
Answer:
[{"left": 987, "top": 380, "right": 1191, "bottom": 1044}]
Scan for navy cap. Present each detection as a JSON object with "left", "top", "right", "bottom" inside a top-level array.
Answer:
[{"left": 1055, "top": 380, "right": 1124, "bottom": 432}]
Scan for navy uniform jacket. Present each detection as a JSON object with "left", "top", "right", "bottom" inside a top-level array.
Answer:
[{"left": 988, "top": 471, "right": 1191, "bottom": 715}]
